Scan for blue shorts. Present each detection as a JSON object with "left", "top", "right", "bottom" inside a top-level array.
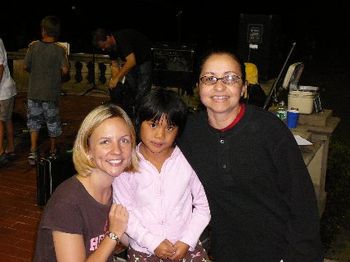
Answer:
[{"left": 26, "top": 99, "right": 62, "bottom": 137}]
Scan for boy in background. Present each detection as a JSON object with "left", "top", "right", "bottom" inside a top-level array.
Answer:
[{"left": 24, "top": 16, "right": 69, "bottom": 165}]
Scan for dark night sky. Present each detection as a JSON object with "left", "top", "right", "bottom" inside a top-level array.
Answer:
[
  {"left": 1, "top": 0, "right": 350, "bottom": 81},
  {"left": 1, "top": 0, "right": 349, "bottom": 52}
]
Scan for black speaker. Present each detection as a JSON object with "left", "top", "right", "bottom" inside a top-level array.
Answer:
[
  {"left": 151, "top": 43, "right": 195, "bottom": 93},
  {"left": 238, "top": 14, "right": 281, "bottom": 81}
]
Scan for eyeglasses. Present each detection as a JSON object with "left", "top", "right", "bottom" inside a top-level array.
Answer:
[{"left": 200, "top": 74, "right": 242, "bottom": 86}]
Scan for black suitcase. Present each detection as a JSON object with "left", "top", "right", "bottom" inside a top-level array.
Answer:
[{"left": 36, "top": 151, "right": 76, "bottom": 206}]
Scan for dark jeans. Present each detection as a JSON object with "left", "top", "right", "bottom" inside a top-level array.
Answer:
[
  {"left": 126, "top": 61, "right": 152, "bottom": 104},
  {"left": 109, "top": 61, "right": 152, "bottom": 118},
  {"left": 108, "top": 82, "right": 135, "bottom": 118}
]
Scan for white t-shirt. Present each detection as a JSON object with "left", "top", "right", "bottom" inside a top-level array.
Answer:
[{"left": 0, "top": 38, "right": 17, "bottom": 100}]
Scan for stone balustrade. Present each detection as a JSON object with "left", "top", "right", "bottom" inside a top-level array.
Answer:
[{"left": 7, "top": 50, "right": 111, "bottom": 95}]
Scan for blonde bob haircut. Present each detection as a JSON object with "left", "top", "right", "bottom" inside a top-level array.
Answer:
[{"left": 73, "top": 103, "right": 138, "bottom": 177}]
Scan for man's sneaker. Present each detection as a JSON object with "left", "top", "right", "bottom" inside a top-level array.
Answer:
[
  {"left": 28, "top": 151, "right": 38, "bottom": 166},
  {"left": 48, "top": 149, "right": 58, "bottom": 160}
]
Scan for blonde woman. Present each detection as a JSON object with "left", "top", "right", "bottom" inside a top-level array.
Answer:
[{"left": 33, "top": 103, "right": 138, "bottom": 262}]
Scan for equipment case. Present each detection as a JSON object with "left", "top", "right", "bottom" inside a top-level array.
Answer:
[{"left": 36, "top": 151, "right": 76, "bottom": 206}]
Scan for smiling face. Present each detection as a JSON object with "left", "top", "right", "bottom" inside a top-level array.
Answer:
[
  {"left": 88, "top": 117, "right": 132, "bottom": 177},
  {"left": 199, "top": 53, "right": 247, "bottom": 119},
  {"left": 140, "top": 114, "right": 178, "bottom": 158}
]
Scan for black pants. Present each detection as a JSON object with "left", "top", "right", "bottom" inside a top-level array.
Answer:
[
  {"left": 109, "top": 61, "right": 152, "bottom": 119},
  {"left": 109, "top": 82, "right": 135, "bottom": 119}
]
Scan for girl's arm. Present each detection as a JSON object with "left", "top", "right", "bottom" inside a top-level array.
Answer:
[{"left": 179, "top": 169, "right": 211, "bottom": 249}]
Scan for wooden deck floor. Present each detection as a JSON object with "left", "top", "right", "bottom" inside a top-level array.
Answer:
[{"left": 0, "top": 92, "right": 107, "bottom": 261}]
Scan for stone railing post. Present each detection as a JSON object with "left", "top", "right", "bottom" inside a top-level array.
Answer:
[{"left": 7, "top": 51, "right": 111, "bottom": 95}]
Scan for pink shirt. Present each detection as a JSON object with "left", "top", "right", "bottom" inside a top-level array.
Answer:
[{"left": 113, "top": 144, "right": 210, "bottom": 255}]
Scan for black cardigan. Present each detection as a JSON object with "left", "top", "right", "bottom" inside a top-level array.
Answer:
[{"left": 177, "top": 104, "right": 322, "bottom": 262}]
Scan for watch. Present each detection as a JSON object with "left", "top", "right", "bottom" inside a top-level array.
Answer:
[{"left": 106, "top": 231, "right": 120, "bottom": 243}]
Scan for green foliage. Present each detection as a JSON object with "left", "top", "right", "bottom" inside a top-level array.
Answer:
[{"left": 321, "top": 138, "right": 350, "bottom": 250}]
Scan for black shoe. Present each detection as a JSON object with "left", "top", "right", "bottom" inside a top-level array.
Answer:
[
  {"left": 48, "top": 149, "right": 58, "bottom": 160},
  {"left": 0, "top": 153, "right": 9, "bottom": 167},
  {"left": 5, "top": 151, "right": 16, "bottom": 161}
]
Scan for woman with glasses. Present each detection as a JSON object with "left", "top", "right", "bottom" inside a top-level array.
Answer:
[{"left": 177, "top": 49, "right": 323, "bottom": 262}]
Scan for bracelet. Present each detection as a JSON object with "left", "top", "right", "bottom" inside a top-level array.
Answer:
[{"left": 106, "top": 231, "right": 120, "bottom": 244}]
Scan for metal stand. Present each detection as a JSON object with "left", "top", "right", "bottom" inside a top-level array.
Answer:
[
  {"left": 263, "top": 42, "right": 296, "bottom": 110},
  {"left": 81, "top": 53, "right": 107, "bottom": 96}
]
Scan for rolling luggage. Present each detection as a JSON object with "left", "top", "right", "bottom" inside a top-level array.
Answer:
[{"left": 36, "top": 150, "right": 76, "bottom": 206}]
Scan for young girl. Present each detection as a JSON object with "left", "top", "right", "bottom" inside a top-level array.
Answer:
[{"left": 113, "top": 88, "right": 211, "bottom": 261}]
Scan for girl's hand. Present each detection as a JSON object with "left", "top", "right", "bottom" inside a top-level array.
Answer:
[
  {"left": 154, "top": 239, "right": 175, "bottom": 260},
  {"left": 169, "top": 241, "right": 189, "bottom": 260}
]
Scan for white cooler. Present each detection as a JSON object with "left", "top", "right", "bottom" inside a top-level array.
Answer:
[{"left": 288, "top": 86, "right": 319, "bottom": 114}]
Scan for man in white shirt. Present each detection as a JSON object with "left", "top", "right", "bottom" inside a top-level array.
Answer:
[{"left": 0, "top": 38, "right": 17, "bottom": 166}]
